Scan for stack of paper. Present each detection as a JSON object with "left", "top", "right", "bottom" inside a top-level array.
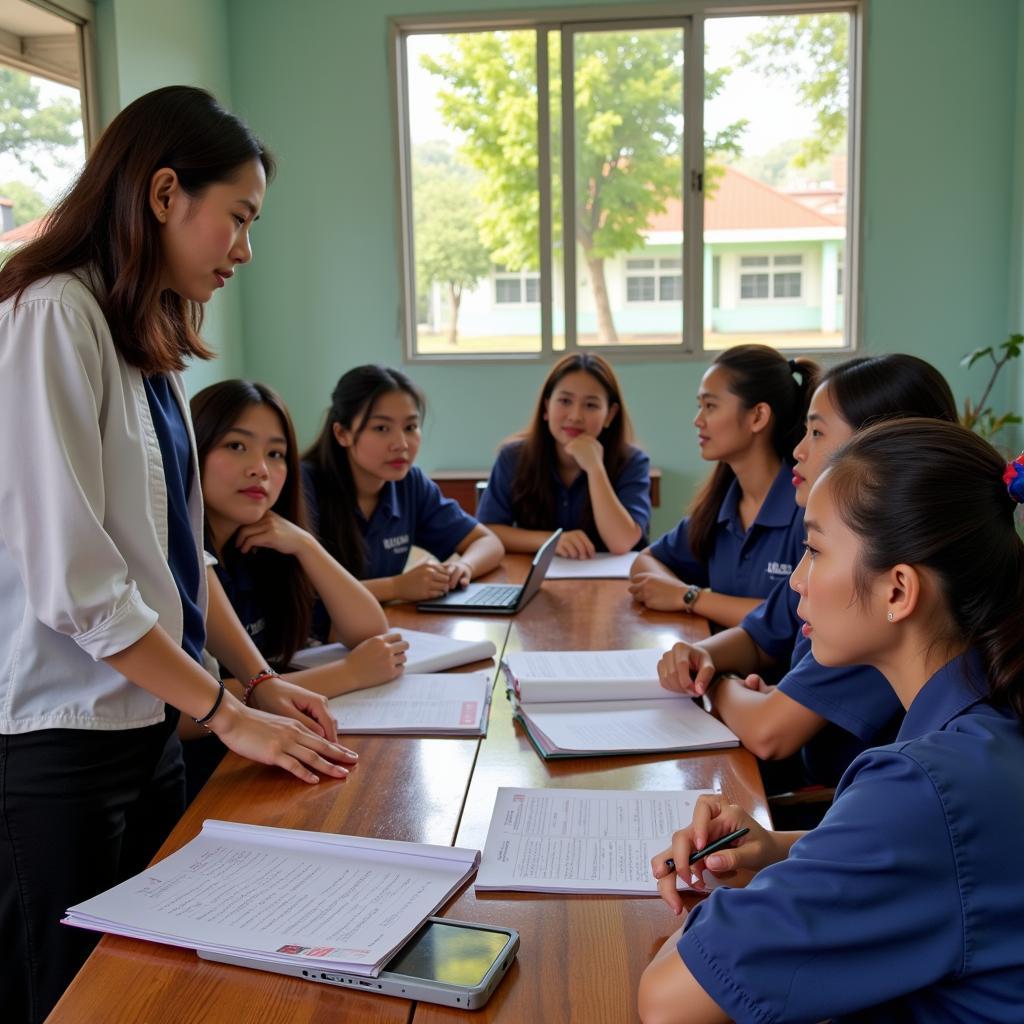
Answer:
[
  {"left": 502, "top": 649, "right": 738, "bottom": 758},
  {"left": 545, "top": 552, "right": 636, "bottom": 579},
  {"left": 290, "top": 628, "right": 497, "bottom": 673},
  {"left": 64, "top": 820, "right": 480, "bottom": 977},
  {"left": 475, "top": 787, "right": 713, "bottom": 894},
  {"left": 328, "top": 672, "right": 492, "bottom": 736}
]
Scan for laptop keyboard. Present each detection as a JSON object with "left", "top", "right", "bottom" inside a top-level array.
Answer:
[{"left": 468, "top": 585, "right": 521, "bottom": 606}]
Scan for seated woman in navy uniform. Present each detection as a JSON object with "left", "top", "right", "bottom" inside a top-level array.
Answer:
[
  {"left": 302, "top": 365, "right": 503, "bottom": 603},
  {"left": 640, "top": 419, "right": 1024, "bottom": 1023},
  {"left": 629, "top": 345, "right": 818, "bottom": 629}
]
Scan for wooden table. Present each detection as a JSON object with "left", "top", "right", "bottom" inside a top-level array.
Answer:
[{"left": 48, "top": 560, "right": 766, "bottom": 1024}]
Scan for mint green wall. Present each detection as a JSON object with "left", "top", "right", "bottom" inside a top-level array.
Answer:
[
  {"left": 93, "top": 0, "right": 245, "bottom": 393},
  {"left": 1013, "top": 1, "right": 1024, "bottom": 434},
  {"left": 94, "top": 1, "right": 1022, "bottom": 532}
]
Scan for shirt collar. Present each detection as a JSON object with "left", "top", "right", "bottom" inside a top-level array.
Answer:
[
  {"left": 716, "top": 463, "right": 796, "bottom": 529},
  {"left": 897, "top": 648, "right": 989, "bottom": 741},
  {"left": 356, "top": 479, "right": 402, "bottom": 526}
]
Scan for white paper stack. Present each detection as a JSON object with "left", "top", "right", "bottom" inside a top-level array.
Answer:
[
  {"left": 545, "top": 552, "right": 636, "bottom": 579},
  {"left": 328, "top": 671, "right": 492, "bottom": 736},
  {"left": 64, "top": 820, "right": 481, "bottom": 977}
]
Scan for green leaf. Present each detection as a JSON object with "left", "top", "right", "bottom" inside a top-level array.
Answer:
[{"left": 961, "top": 346, "right": 992, "bottom": 368}]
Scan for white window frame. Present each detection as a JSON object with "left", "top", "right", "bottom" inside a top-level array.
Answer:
[
  {"left": 493, "top": 266, "right": 541, "bottom": 306},
  {"left": 392, "top": 1, "right": 862, "bottom": 363},
  {"left": 625, "top": 256, "right": 682, "bottom": 304}
]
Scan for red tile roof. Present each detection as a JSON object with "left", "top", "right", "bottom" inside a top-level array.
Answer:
[{"left": 0, "top": 216, "right": 46, "bottom": 244}]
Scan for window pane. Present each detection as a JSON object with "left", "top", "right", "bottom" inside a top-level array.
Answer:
[
  {"left": 704, "top": 13, "right": 851, "bottom": 351},
  {"left": 525, "top": 276, "right": 540, "bottom": 303},
  {"left": 626, "top": 258, "right": 656, "bottom": 270},
  {"left": 740, "top": 273, "right": 769, "bottom": 299},
  {"left": 409, "top": 31, "right": 541, "bottom": 354},
  {"left": 659, "top": 258, "right": 682, "bottom": 270},
  {"left": 495, "top": 278, "right": 522, "bottom": 303},
  {"left": 573, "top": 25, "right": 684, "bottom": 348},
  {"left": 659, "top": 275, "right": 682, "bottom": 301},
  {"left": 627, "top": 276, "right": 656, "bottom": 302},
  {"left": 773, "top": 272, "right": 802, "bottom": 298}
]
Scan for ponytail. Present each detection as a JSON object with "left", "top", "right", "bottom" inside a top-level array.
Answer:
[
  {"left": 689, "top": 345, "right": 819, "bottom": 563},
  {"left": 827, "top": 419, "right": 1024, "bottom": 719}
]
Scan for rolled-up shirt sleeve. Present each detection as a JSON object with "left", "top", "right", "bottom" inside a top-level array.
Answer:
[
  {"left": 0, "top": 294, "right": 159, "bottom": 658},
  {"left": 615, "top": 446, "right": 652, "bottom": 539}
]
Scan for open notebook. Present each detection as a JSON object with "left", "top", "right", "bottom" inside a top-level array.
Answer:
[
  {"left": 503, "top": 649, "right": 739, "bottom": 759},
  {"left": 63, "top": 820, "right": 480, "bottom": 978},
  {"left": 290, "top": 628, "right": 496, "bottom": 674},
  {"left": 328, "top": 672, "right": 493, "bottom": 736}
]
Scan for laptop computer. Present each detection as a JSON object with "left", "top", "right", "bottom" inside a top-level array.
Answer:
[{"left": 417, "top": 529, "right": 562, "bottom": 615}]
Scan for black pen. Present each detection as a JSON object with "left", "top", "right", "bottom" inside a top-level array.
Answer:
[{"left": 664, "top": 827, "right": 750, "bottom": 872}]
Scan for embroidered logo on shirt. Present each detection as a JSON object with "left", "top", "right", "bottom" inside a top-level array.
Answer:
[
  {"left": 766, "top": 561, "right": 793, "bottom": 578},
  {"left": 382, "top": 533, "right": 410, "bottom": 553}
]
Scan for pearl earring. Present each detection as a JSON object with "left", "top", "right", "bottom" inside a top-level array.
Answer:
[{"left": 887, "top": 611, "right": 894, "bottom": 622}]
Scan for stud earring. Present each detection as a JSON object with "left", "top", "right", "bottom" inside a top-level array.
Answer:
[{"left": 887, "top": 611, "right": 894, "bottom": 622}]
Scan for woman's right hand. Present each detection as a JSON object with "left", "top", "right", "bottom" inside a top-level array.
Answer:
[
  {"left": 657, "top": 641, "right": 717, "bottom": 696},
  {"left": 209, "top": 698, "right": 359, "bottom": 785},
  {"left": 393, "top": 561, "right": 452, "bottom": 602},
  {"left": 344, "top": 632, "right": 409, "bottom": 686},
  {"left": 556, "top": 529, "right": 596, "bottom": 560},
  {"left": 650, "top": 795, "right": 783, "bottom": 912}
]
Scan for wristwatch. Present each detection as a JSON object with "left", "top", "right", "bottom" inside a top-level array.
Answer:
[{"left": 682, "top": 584, "right": 703, "bottom": 612}]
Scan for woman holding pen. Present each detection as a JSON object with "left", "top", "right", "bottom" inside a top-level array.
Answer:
[
  {"left": 639, "top": 419, "right": 1024, "bottom": 1022},
  {"left": 0, "top": 87, "right": 355, "bottom": 1024}
]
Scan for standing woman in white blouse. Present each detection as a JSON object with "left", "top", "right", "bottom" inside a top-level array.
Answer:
[{"left": 0, "top": 86, "right": 356, "bottom": 1024}]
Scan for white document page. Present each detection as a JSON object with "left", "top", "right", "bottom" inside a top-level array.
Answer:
[
  {"left": 545, "top": 553, "right": 636, "bottom": 579},
  {"left": 290, "top": 628, "right": 497, "bottom": 673},
  {"left": 505, "top": 649, "right": 664, "bottom": 701},
  {"left": 475, "top": 787, "right": 712, "bottom": 894},
  {"left": 64, "top": 821, "right": 480, "bottom": 975},
  {"left": 522, "top": 698, "right": 738, "bottom": 755},
  {"left": 328, "top": 672, "right": 491, "bottom": 735}
]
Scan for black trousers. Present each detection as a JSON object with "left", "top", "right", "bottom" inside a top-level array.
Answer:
[{"left": 0, "top": 713, "right": 185, "bottom": 1024}]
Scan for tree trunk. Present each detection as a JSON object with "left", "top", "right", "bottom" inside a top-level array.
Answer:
[
  {"left": 446, "top": 283, "right": 462, "bottom": 346},
  {"left": 583, "top": 253, "right": 618, "bottom": 344}
]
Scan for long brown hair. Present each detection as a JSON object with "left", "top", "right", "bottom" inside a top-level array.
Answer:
[
  {"left": 303, "top": 365, "right": 426, "bottom": 579},
  {"left": 0, "top": 86, "right": 275, "bottom": 375},
  {"left": 192, "top": 380, "right": 313, "bottom": 667},
  {"left": 508, "top": 353, "right": 636, "bottom": 542},
  {"left": 688, "top": 345, "right": 819, "bottom": 562},
  {"left": 828, "top": 419, "right": 1024, "bottom": 720}
]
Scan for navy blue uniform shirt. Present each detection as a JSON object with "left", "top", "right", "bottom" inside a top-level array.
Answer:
[
  {"left": 303, "top": 462, "right": 478, "bottom": 579},
  {"left": 648, "top": 462, "right": 802, "bottom": 598},
  {"left": 678, "top": 649, "right": 1024, "bottom": 1022},
  {"left": 143, "top": 374, "right": 204, "bottom": 664},
  {"left": 476, "top": 440, "right": 651, "bottom": 550}
]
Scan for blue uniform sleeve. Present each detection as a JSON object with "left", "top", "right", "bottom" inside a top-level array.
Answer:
[
  {"left": 648, "top": 518, "right": 709, "bottom": 587},
  {"left": 409, "top": 467, "right": 480, "bottom": 560},
  {"left": 779, "top": 648, "right": 904, "bottom": 743},
  {"left": 740, "top": 578, "right": 800, "bottom": 663},
  {"left": 476, "top": 444, "right": 519, "bottom": 525},
  {"left": 677, "top": 748, "right": 964, "bottom": 1022},
  {"left": 614, "top": 446, "right": 652, "bottom": 540}
]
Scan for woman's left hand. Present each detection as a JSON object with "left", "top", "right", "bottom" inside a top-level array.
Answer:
[
  {"left": 235, "top": 511, "right": 308, "bottom": 556},
  {"left": 249, "top": 674, "right": 341, "bottom": 744},
  {"left": 564, "top": 434, "right": 604, "bottom": 474},
  {"left": 442, "top": 558, "right": 473, "bottom": 589}
]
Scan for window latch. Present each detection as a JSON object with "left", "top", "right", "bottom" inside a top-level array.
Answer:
[{"left": 690, "top": 170, "right": 703, "bottom": 193}]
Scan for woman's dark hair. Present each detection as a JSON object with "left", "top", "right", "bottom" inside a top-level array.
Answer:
[
  {"left": 688, "top": 345, "right": 820, "bottom": 562},
  {"left": 304, "top": 365, "right": 426, "bottom": 578},
  {"left": 0, "top": 85, "right": 275, "bottom": 375},
  {"left": 507, "top": 353, "right": 635, "bottom": 541},
  {"left": 820, "top": 353, "right": 957, "bottom": 429},
  {"left": 192, "top": 380, "right": 312, "bottom": 667},
  {"left": 827, "top": 419, "right": 1024, "bottom": 720}
]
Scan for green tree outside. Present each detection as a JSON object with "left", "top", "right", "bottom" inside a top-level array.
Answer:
[{"left": 0, "top": 179, "right": 48, "bottom": 226}]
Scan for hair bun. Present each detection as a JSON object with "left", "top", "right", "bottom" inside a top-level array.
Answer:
[{"left": 1003, "top": 454, "right": 1024, "bottom": 503}]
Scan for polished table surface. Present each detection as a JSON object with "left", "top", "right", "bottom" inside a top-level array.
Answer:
[{"left": 48, "top": 557, "right": 767, "bottom": 1024}]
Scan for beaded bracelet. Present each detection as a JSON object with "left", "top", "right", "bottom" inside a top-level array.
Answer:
[
  {"left": 243, "top": 668, "right": 277, "bottom": 707},
  {"left": 193, "top": 679, "right": 225, "bottom": 728}
]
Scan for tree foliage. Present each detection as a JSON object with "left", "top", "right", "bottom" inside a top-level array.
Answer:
[
  {"left": 736, "top": 13, "right": 849, "bottom": 168},
  {"left": 0, "top": 179, "right": 47, "bottom": 226},
  {"left": 422, "top": 29, "right": 744, "bottom": 342},
  {"left": 412, "top": 145, "right": 491, "bottom": 344},
  {"left": 0, "top": 68, "right": 80, "bottom": 178}
]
